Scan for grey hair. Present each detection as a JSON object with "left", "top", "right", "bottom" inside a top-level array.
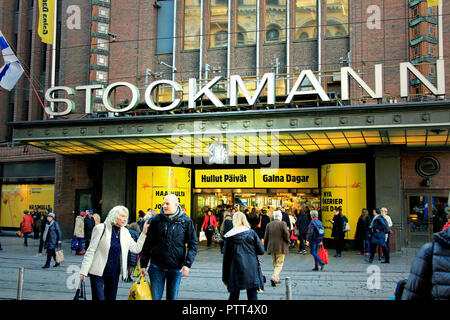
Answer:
[
  {"left": 105, "top": 205, "right": 129, "bottom": 226},
  {"left": 163, "top": 194, "right": 179, "bottom": 205},
  {"left": 310, "top": 210, "right": 319, "bottom": 218},
  {"left": 272, "top": 210, "right": 282, "bottom": 221},
  {"left": 232, "top": 211, "right": 251, "bottom": 229},
  {"left": 381, "top": 207, "right": 388, "bottom": 214}
]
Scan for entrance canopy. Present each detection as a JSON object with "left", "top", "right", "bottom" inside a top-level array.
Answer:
[{"left": 12, "top": 101, "right": 450, "bottom": 156}]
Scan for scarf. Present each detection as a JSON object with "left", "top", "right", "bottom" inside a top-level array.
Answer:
[{"left": 43, "top": 220, "right": 54, "bottom": 241}]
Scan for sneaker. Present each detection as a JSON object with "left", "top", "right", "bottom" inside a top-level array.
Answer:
[
  {"left": 302, "top": 250, "right": 307, "bottom": 255},
  {"left": 76, "top": 251, "right": 85, "bottom": 255}
]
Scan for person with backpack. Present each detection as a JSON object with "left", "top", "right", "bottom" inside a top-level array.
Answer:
[{"left": 307, "top": 210, "right": 325, "bottom": 271}]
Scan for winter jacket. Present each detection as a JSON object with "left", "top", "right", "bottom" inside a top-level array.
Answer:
[
  {"left": 201, "top": 214, "right": 218, "bottom": 230},
  {"left": 43, "top": 221, "right": 62, "bottom": 250},
  {"left": 20, "top": 214, "right": 34, "bottom": 234},
  {"left": 264, "top": 220, "right": 290, "bottom": 255},
  {"left": 331, "top": 214, "right": 345, "bottom": 239},
  {"left": 73, "top": 216, "right": 85, "bottom": 238},
  {"left": 307, "top": 218, "right": 324, "bottom": 242},
  {"left": 84, "top": 216, "right": 95, "bottom": 239},
  {"left": 80, "top": 223, "right": 146, "bottom": 280},
  {"left": 295, "top": 214, "right": 309, "bottom": 234},
  {"left": 222, "top": 227, "right": 265, "bottom": 293},
  {"left": 402, "top": 228, "right": 450, "bottom": 300},
  {"left": 355, "top": 215, "right": 371, "bottom": 241},
  {"left": 140, "top": 206, "right": 198, "bottom": 270},
  {"left": 369, "top": 215, "right": 388, "bottom": 246},
  {"left": 255, "top": 214, "right": 270, "bottom": 239}
]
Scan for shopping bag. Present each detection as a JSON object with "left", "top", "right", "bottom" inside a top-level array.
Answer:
[
  {"left": 16, "top": 230, "right": 23, "bottom": 237},
  {"left": 55, "top": 245, "right": 65, "bottom": 264},
  {"left": 343, "top": 222, "right": 351, "bottom": 232},
  {"left": 71, "top": 237, "right": 79, "bottom": 251},
  {"left": 128, "top": 275, "right": 152, "bottom": 300},
  {"left": 290, "top": 230, "right": 298, "bottom": 241},
  {"left": 133, "top": 261, "right": 141, "bottom": 277},
  {"left": 199, "top": 231, "right": 207, "bottom": 242},
  {"left": 73, "top": 280, "right": 87, "bottom": 300},
  {"left": 318, "top": 243, "right": 329, "bottom": 265},
  {"left": 213, "top": 229, "right": 222, "bottom": 243}
]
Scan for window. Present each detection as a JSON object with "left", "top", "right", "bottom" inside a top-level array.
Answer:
[
  {"left": 326, "top": 0, "right": 348, "bottom": 37},
  {"left": 210, "top": 1, "right": 228, "bottom": 47},
  {"left": 295, "top": 0, "right": 317, "bottom": 39},
  {"left": 184, "top": 0, "right": 201, "bottom": 50},
  {"left": 156, "top": 0, "right": 174, "bottom": 54},
  {"left": 94, "top": 103, "right": 104, "bottom": 112},
  {"left": 429, "top": 65, "right": 435, "bottom": 77},
  {"left": 237, "top": 0, "right": 257, "bottom": 45},
  {"left": 96, "top": 71, "right": 107, "bottom": 82},
  {"left": 97, "top": 55, "right": 108, "bottom": 66},
  {"left": 97, "top": 22, "right": 108, "bottom": 34},
  {"left": 428, "top": 43, "right": 435, "bottom": 56},
  {"left": 412, "top": 6, "right": 419, "bottom": 19},
  {"left": 265, "top": 0, "right": 286, "bottom": 42},
  {"left": 98, "top": 7, "right": 109, "bottom": 18},
  {"left": 96, "top": 89, "right": 104, "bottom": 98},
  {"left": 97, "top": 38, "right": 109, "bottom": 50}
]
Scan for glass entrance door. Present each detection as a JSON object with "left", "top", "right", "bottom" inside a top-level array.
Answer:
[{"left": 406, "top": 192, "right": 449, "bottom": 247}]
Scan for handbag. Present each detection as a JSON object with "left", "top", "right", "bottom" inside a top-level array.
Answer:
[
  {"left": 318, "top": 243, "right": 329, "bottom": 264},
  {"left": 199, "top": 231, "right": 207, "bottom": 242},
  {"left": 71, "top": 236, "right": 79, "bottom": 251},
  {"left": 343, "top": 222, "right": 351, "bottom": 232},
  {"left": 213, "top": 229, "right": 222, "bottom": 243},
  {"left": 16, "top": 230, "right": 23, "bottom": 237},
  {"left": 128, "top": 275, "right": 152, "bottom": 300},
  {"left": 73, "top": 280, "right": 87, "bottom": 300},
  {"left": 290, "top": 230, "right": 298, "bottom": 241},
  {"left": 55, "top": 245, "right": 65, "bottom": 264}
]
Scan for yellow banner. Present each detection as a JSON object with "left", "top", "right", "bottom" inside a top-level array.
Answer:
[
  {"left": 0, "top": 184, "right": 54, "bottom": 228},
  {"left": 321, "top": 164, "right": 366, "bottom": 240},
  {"left": 427, "top": 0, "right": 438, "bottom": 7},
  {"left": 38, "top": 0, "right": 54, "bottom": 44},
  {"left": 254, "top": 168, "right": 318, "bottom": 188},
  {"left": 195, "top": 169, "right": 254, "bottom": 188},
  {"left": 136, "top": 167, "right": 191, "bottom": 219}
]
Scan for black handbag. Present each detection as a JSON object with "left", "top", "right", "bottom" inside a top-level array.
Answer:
[{"left": 73, "top": 280, "right": 87, "bottom": 300}]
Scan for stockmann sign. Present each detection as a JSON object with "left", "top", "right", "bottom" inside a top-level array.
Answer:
[{"left": 44, "top": 60, "right": 445, "bottom": 117}]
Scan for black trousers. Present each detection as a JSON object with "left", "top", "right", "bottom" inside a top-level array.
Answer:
[
  {"left": 45, "top": 248, "right": 56, "bottom": 266},
  {"left": 335, "top": 237, "right": 344, "bottom": 254},
  {"left": 229, "top": 288, "right": 258, "bottom": 300},
  {"left": 369, "top": 243, "right": 389, "bottom": 262},
  {"left": 298, "top": 233, "right": 307, "bottom": 251},
  {"left": 205, "top": 229, "right": 214, "bottom": 247}
]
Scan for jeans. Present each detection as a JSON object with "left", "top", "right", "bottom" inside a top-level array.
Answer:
[
  {"left": 89, "top": 274, "right": 120, "bottom": 300},
  {"left": 23, "top": 232, "right": 31, "bottom": 245},
  {"left": 229, "top": 288, "right": 258, "bottom": 300},
  {"left": 148, "top": 263, "right": 182, "bottom": 300},
  {"left": 309, "top": 240, "right": 325, "bottom": 268}
]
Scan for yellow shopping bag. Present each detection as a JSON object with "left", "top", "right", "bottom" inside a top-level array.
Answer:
[
  {"left": 128, "top": 275, "right": 152, "bottom": 300},
  {"left": 133, "top": 261, "right": 141, "bottom": 278}
]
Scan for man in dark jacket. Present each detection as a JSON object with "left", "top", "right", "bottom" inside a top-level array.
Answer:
[
  {"left": 139, "top": 194, "right": 198, "bottom": 300},
  {"left": 402, "top": 227, "right": 450, "bottom": 300},
  {"left": 83, "top": 210, "right": 95, "bottom": 251},
  {"left": 296, "top": 211, "right": 309, "bottom": 254}
]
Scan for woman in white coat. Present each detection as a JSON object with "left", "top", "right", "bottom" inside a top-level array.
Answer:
[{"left": 79, "top": 205, "right": 149, "bottom": 300}]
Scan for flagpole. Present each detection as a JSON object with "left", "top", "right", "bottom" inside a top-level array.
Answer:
[{"left": 50, "top": 0, "right": 57, "bottom": 116}]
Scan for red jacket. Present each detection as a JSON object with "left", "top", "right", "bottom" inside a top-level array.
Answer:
[
  {"left": 202, "top": 214, "right": 218, "bottom": 230},
  {"left": 20, "top": 214, "right": 34, "bottom": 233}
]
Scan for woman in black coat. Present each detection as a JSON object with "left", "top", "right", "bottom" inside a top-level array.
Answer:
[
  {"left": 295, "top": 211, "right": 309, "bottom": 254},
  {"left": 222, "top": 212, "right": 265, "bottom": 300},
  {"left": 355, "top": 209, "right": 371, "bottom": 256},
  {"left": 331, "top": 207, "right": 345, "bottom": 257}
]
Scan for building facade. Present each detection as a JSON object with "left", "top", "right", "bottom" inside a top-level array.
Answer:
[{"left": 0, "top": 0, "right": 449, "bottom": 251}]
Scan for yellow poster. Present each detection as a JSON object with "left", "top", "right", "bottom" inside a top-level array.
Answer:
[
  {"left": 38, "top": 0, "right": 54, "bottom": 44},
  {"left": 136, "top": 167, "right": 191, "bottom": 220},
  {"left": 254, "top": 168, "right": 318, "bottom": 188},
  {"left": 195, "top": 169, "right": 254, "bottom": 188},
  {"left": 0, "top": 184, "right": 54, "bottom": 228},
  {"left": 321, "top": 164, "right": 366, "bottom": 240}
]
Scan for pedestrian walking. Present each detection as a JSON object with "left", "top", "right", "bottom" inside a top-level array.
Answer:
[
  {"left": 288, "top": 210, "right": 297, "bottom": 248},
  {"left": 73, "top": 211, "right": 86, "bottom": 255},
  {"left": 368, "top": 208, "right": 390, "bottom": 264},
  {"left": 42, "top": 213, "right": 62, "bottom": 268},
  {"left": 79, "top": 205, "right": 149, "bottom": 300},
  {"left": 139, "top": 194, "right": 198, "bottom": 300},
  {"left": 222, "top": 211, "right": 265, "bottom": 300},
  {"left": 254, "top": 208, "right": 271, "bottom": 244},
  {"left": 219, "top": 210, "right": 233, "bottom": 254},
  {"left": 330, "top": 207, "right": 345, "bottom": 257},
  {"left": 201, "top": 209, "right": 218, "bottom": 247},
  {"left": 31, "top": 209, "right": 41, "bottom": 239},
  {"left": 125, "top": 222, "right": 141, "bottom": 282},
  {"left": 402, "top": 227, "right": 450, "bottom": 300},
  {"left": 355, "top": 208, "right": 371, "bottom": 256},
  {"left": 264, "top": 210, "right": 290, "bottom": 287},
  {"left": 295, "top": 210, "right": 309, "bottom": 254},
  {"left": 307, "top": 210, "right": 325, "bottom": 271},
  {"left": 84, "top": 210, "right": 96, "bottom": 251},
  {"left": 20, "top": 210, "right": 34, "bottom": 247},
  {"left": 381, "top": 207, "right": 393, "bottom": 256},
  {"left": 37, "top": 210, "right": 50, "bottom": 256}
]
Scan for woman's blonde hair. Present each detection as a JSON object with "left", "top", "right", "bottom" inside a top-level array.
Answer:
[
  {"left": 105, "top": 205, "right": 129, "bottom": 226},
  {"left": 232, "top": 211, "right": 251, "bottom": 229}
]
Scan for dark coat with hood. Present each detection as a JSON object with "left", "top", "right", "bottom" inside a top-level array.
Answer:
[
  {"left": 402, "top": 228, "right": 450, "bottom": 300},
  {"left": 369, "top": 215, "right": 388, "bottom": 246},
  {"left": 331, "top": 213, "right": 345, "bottom": 239},
  {"left": 140, "top": 205, "right": 198, "bottom": 270},
  {"left": 295, "top": 214, "right": 309, "bottom": 234},
  {"left": 222, "top": 227, "right": 265, "bottom": 293}
]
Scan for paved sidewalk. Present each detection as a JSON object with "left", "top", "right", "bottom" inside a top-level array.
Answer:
[{"left": 0, "top": 231, "right": 418, "bottom": 300}]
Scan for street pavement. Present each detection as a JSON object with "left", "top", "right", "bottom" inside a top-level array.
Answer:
[{"left": 0, "top": 231, "right": 419, "bottom": 300}]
